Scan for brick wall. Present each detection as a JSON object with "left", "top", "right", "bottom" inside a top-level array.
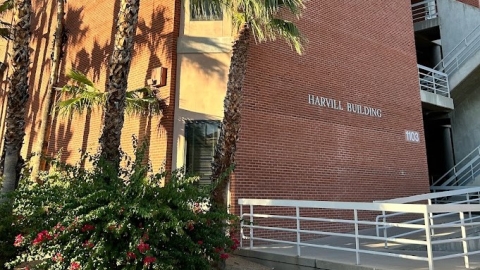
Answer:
[
  {"left": 4, "top": 0, "right": 179, "bottom": 172},
  {"left": 231, "top": 1, "right": 430, "bottom": 217},
  {"left": 457, "top": 0, "right": 480, "bottom": 7}
]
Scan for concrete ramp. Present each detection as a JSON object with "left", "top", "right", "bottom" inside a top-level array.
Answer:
[{"left": 237, "top": 224, "right": 480, "bottom": 270}]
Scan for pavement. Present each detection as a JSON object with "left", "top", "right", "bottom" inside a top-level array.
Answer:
[{"left": 236, "top": 225, "right": 480, "bottom": 270}]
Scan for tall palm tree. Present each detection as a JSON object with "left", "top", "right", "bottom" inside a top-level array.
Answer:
[
  {"left": 1, "top": 0, "right": 32, "bottom": 197},
  {"left": 30, "top": 0, "right": 66, "bottom": 183},
  {"left": 98, "top": 0, "right": 141, "bottom": 171},
  {"left": 209, "top": 0, "right": 307, "bottom": 208}
]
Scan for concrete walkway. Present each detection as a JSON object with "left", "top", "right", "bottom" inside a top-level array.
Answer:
[{"left": 236, "top": 226, "right": 480, "bottom": 270}]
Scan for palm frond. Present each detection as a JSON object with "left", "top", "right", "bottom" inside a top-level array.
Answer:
[
  {"left": 55, "top": 69, "right": 105, "bottom": 118},
  {"left": 0, "top": 0, "right": 13, "bottom": 40},
  {"left": 125, "top": 87, "right": 165, "bottom": 116},
  {"left": 264, "top": 0, "right": 305, "bottom": 17},
  {"left": 264, "top": 18, "right": 305, "bottom": 54},
  {"left": 67, "top": 70, "right": 96, "bottom": 88},
  {"left": 57, "top": 69, "right": 164, "bottom": 118},
  {"left": 232, "top": 0, "right": 307, "bottom": 54},
  {"left": 0, "top": 0, "right": 12, "bottom": 13}
]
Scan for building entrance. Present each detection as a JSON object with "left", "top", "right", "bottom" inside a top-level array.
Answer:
[{"left": 423, "top": 110, "right": 455, "bottom": 185}]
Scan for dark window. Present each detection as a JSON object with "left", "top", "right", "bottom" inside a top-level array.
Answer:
[
  {"left": 185, "top": 120, "right": 220, "bottom": 185},
  {"left": 190, "top": 1, "right": 223, "bottom": 21}
]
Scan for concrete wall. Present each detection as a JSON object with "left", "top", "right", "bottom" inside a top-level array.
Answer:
[
  {"left": 450, "top": 72, "right": 480, "bottom": 161},
  {"left": 438, "top": 0, "right": 480, "bottom": 63},
  {"left": 172, "top": 0, "right": 232, "bottom": 170}
]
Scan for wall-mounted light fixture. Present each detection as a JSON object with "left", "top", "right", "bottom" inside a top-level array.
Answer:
[{"left": 147, "top": 67, "right": 167, "bottom": 87}]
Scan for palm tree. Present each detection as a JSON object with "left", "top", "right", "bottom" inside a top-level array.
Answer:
[
  {"left": 209, "top": 0, "right": 307, "bottom": 208},
  {"left": 98, "top": 0, "right": 141, "bottom": 171},
  {"left": 54, "top": 70, "right": 163, "bottom": 170},
  {"left": 1, "top": 0, "right": 32, "bottom": 198},
  {"left": 30, "top": 0, "right": 66, "bottom": 183}
]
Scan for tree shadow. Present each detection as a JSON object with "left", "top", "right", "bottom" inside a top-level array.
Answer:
[
  {"left": 133, "top": 6, "right": 172, "bottom": 167},
  {"left": 70, "top": 41, "right": 109, "bottom": 164},
  {"left": 25, "top": 0, "right": 55, "bottom": 157},
  {"left": 47, "top": 4, "right": 90, "bottom": 163},
  {"left": 50, "top": 2, "right": 118, "bottom": 164}
]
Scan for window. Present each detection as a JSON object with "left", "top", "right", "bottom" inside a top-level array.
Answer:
[
  {"left": 185, "top": 120, "right": 220, "bottom": 185},
  {"left": 190, "top": 1, "right": 223, "bottom": 21}
]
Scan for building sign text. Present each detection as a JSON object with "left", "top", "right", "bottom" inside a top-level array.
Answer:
[{"left": 308, "top": 94, "right": 382, "bottom": 118}]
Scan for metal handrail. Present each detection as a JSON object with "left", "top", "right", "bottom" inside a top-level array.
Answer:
[
  {"left": 417, "top": 64, "right": 450, "bottom": 97},
  {"left": 433, "top": 22, "right": 480, "bottom": 76},
  {"left": 239, "top": 197, "right": 479, "bottom": 270},
  {"left": 432, "top": 145, "right": 480, "bottom": 186},
  {"left": 412, "top": 0, "right": 438, "bottom": 23},
  {"left": 376, "top": 186, "right": 480, "bottom": 204}
]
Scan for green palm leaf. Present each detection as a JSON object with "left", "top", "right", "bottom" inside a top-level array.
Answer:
[
  {"left": 56, "top": 70, "right": 165, "bottom": 118},
  {"left": 265, "top": 18, "right": 305, "bottom": 54},
  {"left": 0, "top": 0, "right": 12, "bottom": 13},
  {"left": 125, "top": 87, "right": 164, "bottom": 116},
  {"left": 55, "top": 70, "right": 105, "bottom": 118}
]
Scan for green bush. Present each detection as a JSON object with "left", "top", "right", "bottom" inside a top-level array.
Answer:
[
  {"left": 0, "top": 193, "right": 20, "bottom": 268},
  {"left": 6, "top": 146, "right": 238, "bottom": 269}
]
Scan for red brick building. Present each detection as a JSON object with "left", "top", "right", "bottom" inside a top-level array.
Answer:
[{"left": 5, "top": 0, "right": 465, "bottom": 213}]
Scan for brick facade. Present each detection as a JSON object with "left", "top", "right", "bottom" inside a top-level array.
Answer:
[
  {"left": 0, "top": 1, "right": 430, "bottom": 211},
  {"left": 230, "top": 1, "right": 430, "bottom": 216},
  {"left": 0, "top": 0, "right": 179, "bottom": 172}
]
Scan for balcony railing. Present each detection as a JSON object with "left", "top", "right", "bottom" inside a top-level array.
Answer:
[
  {"left": 412, "top": 0, "right": 438, "bottom": 23},
  {"left": 418, "top": 64, "right": 450, "bottom": 97}
]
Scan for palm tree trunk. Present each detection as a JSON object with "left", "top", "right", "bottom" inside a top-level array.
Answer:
[
  {"left": 211, "top": 23, "right": 251, "bottom": 208},
  {"left": 1, "top": 0, "right": 32, "bottom": 198},
  {"left": 30, "top": 0, "right": 65, "bottom": 183},
  {"left": 98, "top": 0, "right": 140, "bottom": 171}
]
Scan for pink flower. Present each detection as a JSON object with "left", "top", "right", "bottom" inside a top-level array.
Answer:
[
  {"left": 82, "top": 240, "right": 94, "bottom": 248},
  {"left": 32, "top": 230, "right": 52, "bottom": 245},
  {"left": 127, "top": 251, "right": 136, "bottom": 260},
  {"left": 70, "top": 261, "right": 80, "bottom": 270},
  {"left": 52, "top": 253, "right": 63, "bottom": 262},
  {"left": 231, "top": 237, "right": 240, "bottom": 250},
  {"left": 142, "top": 233, "right": 149, "bottom": 241},
  {"left": 53, "top": 223, "right": 65, "bottom": 232},
  {"left": 137, "top": 241, "right": 150, "bottom": 253},
  {"left": 14, "top": 234, "right": 24, "bottom": 247},
  {"left": 81, "top": 224, "right": 95, "bottom": 232},
  {"left": 143, "top": 256, "right": 156, "bottom": 266},
  {"left": 220, "top": 253, "right": 229, "bottom": 259},
  {"left": 197, "top": 240, "right": 203, "bottom": 245}
]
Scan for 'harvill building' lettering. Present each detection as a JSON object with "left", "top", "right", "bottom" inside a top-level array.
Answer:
[
  {"left": 308, "top": 94, "right": 343, "bottom": 111},
  {"left": 308, "top": 94, "right": 382, "bottom": 118}
]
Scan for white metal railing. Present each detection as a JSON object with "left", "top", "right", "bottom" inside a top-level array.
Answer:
[
  {"left": 432, "top": 145, "right": 480, "bottom": 188},
  {"left": 418, "top": 64, "right": 450, "bottom": 97},
  {"left": 412, "top": 0, "right": 438, "bottom": 23},
  {"left": 433, "top": 22, "right": 480, "bottom": 76},
  {"left": 239, "top": 197, "right": 480, "bottom": 270},
  {"left": 375, "top": 187, "right": 480, "bottom": 250}
]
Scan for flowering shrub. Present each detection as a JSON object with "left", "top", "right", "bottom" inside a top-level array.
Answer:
[{"left": 6, "top": 145, "right": 238, "bottom": 269}]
